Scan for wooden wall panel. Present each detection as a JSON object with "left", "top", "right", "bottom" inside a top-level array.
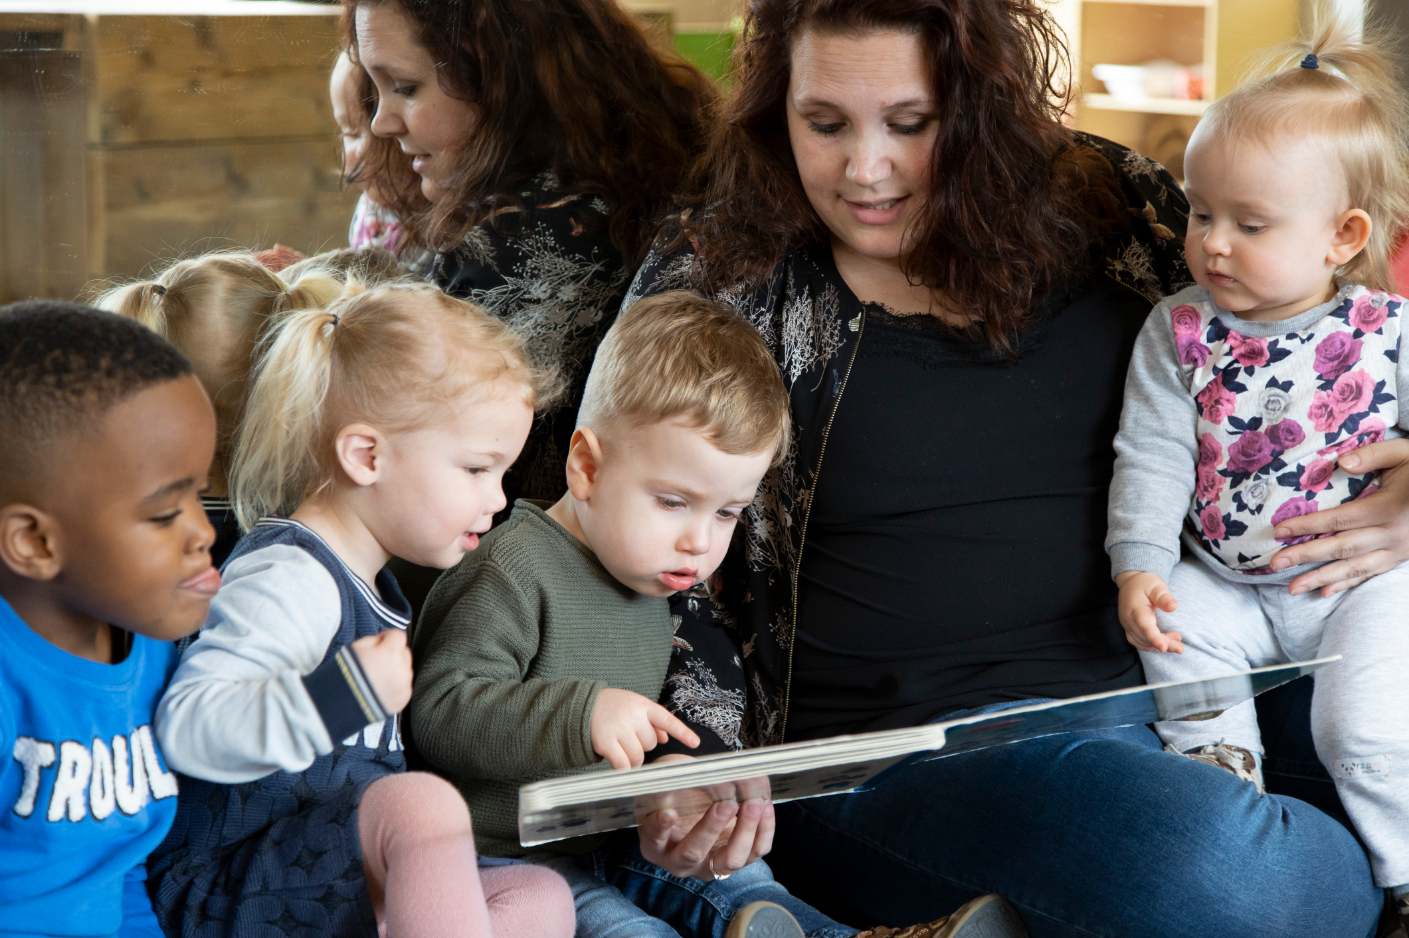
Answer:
[
  {"left": 99, "top": 140, "right": 357, "bottom": 277},
  {"left": 93, "top": 14, "right": 342, "bottom": 145},
  {"left": 0, "top": 6, "right": 353, "bottom": 300},
  {"left": 0, "top": 47, "right": 89, "bottom": 301}
]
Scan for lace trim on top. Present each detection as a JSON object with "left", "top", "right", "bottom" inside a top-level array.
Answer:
[{"left": 859, "top": 300, "right": 1058, "bottom": 368}]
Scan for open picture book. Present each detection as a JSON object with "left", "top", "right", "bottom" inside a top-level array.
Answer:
[{"left": 518, "top": 656, "right": 1339, "bottom": 846}]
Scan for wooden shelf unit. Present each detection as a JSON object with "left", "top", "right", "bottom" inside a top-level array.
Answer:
[{"left": 1061, "top": 0, "right": 1299, "bottom": 180}]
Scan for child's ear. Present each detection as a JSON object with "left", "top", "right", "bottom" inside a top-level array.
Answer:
[
  {"left": 564, "top": 427, "right": 604, "bottom": 502},
  {"left": 1328, "top": 209, "right": 1373, "bottom": 267},
  {"left": 334, "top": 424, "right": 384, "bottom": 487},
  {"left": 0, "top": 504, "right": 63, "bottom": 581}
]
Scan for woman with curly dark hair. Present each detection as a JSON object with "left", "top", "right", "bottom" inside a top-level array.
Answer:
[
  {"left": 631, "top": 1, "right": 1409, "bottom": 935},
  {"left": 344, "top": 0, "right": 715, "bottom": 508}
]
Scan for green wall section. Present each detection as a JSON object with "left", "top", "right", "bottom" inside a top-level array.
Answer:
[{"left": 674, "top": 31, "right": 734, "bottom": 83}]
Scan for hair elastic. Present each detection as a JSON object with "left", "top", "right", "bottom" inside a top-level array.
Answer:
[
  {"left": 328, "top": 313, "right": 340, "bottom": 328},
  {"left": 1301, "top": 54, "right": 1319, "bottom": 69},
  {"left": 152, "top": 283, "right": 167, "bottom": 296}
]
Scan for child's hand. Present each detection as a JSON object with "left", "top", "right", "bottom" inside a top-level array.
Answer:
[
  {"left": 1115, "top": 571, "right": 1183, "bottom": 654},
  {"left": 350, "top": 629, "right": 414, "bottom": 715},
  {"left": 590, "top": 688, "right": 700, "bottom": 770}
]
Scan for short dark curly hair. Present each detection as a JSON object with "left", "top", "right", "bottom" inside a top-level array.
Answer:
[{"left": 0, "top": 300, "right": 192, "bottom": 493}]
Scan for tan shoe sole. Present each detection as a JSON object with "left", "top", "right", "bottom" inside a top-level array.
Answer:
[{"left": 725, "top": 901, "right": 806, "bottom": 938}]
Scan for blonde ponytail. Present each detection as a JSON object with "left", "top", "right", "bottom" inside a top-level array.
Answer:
[
  {"left": 230, "top": 306, "right": 341, "bottom": 530},
  {"left": 98, "top": 280, "right": 172, "bottom": 335},
  {"left": 230, "top": 281, "right": 559, "bottom": 531},
  {"left": 276, "top": 267, "right": 349, "bottom": 322},
  {"left": 96, "top": 251, "right": 361, "bottom": 459},
  {"left": 1198, "top": 8, "right": 1409, "bottom": 290}
]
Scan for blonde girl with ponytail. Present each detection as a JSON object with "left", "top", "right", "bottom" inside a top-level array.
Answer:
[
  {"left": 1108, "top": 10, "right": 1409, "bottom": 926},
  {"left": 98, "top": 252, "right": 345, "bottom": 565},
  {"left": 148, "top": 281, "right": 574, "bottom": 938}
]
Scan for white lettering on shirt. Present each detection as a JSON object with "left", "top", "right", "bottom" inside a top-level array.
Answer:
[
  {"left": 11, "top": 737, "right": 56, "bottom": 818},
  {"left": 9, "top": 727, "right": 177, "bottom": 823},
  {"left": 89, "top": 737, "right": 116, "bottom": 821},
  {"left": 48, "top": 741, "right": 93, "bottom": 822},
  {"left": 113, "top": 732, "right": 147, "bottom": 816}
]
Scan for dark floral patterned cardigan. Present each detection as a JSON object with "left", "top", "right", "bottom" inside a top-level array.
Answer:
[
  {"left": 640, "top": 135, "right": 1195, "bottom": 753},
  {"left": 434, "top": 172, "right": 630, "bottom": 505}
]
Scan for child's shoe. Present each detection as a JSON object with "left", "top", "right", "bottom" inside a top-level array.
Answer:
[
  {"left": 1166, "top": 742, "right": 1265, "bottom": 792},
  {"left": 725, "top": 902, "right": 806, "bottom": 938},
  {"left": 856, "top": 893, "right": 1028, "bottom": 938}
]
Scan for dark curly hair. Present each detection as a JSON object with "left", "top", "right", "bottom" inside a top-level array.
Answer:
[
  {"left": 343, "top": 0, "right": 717, "bottom": 264},
  {"left": 678, "top": 0, "right": 1129, "bottom": 351},
  {"left": 0, "top": 300, "right": 192, "bottom": 488}
]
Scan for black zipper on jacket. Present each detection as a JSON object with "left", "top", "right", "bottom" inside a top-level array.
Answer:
[{"left": 780, "top": 309, "right": 866, "bottom": 743}]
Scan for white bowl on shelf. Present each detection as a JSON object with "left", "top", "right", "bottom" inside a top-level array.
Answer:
[
  {"left": 1091, "top": 63, "right": 1149, "bottom": 101},
  {"left": 1092, "top": 60, "right": 1204, "bottom": 102}
]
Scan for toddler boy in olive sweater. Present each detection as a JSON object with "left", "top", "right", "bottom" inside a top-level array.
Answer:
[{"left": 407, "top": 291, "right": 832, "bottom": 938}]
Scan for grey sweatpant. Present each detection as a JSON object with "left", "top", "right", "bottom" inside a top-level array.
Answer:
[{"left": 1143, "top": 556, "right": 1409, "bottom": 887}]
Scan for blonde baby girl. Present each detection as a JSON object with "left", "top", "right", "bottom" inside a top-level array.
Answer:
[
  {"left": 1106, "top": 14, "right": 1409, "bottom": 920},
  {"left": 146, "top": 280, "right": 574, "bottom": 938}
]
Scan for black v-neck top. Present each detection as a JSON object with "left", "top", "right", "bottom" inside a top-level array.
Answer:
[{"left": 788, "top": 275, "right": 1152, "bottom": 740}]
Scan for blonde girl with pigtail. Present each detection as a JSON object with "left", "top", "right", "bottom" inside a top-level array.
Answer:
[
  {"left": 98, "top": 253, "right": 346, "bottom": 566},
  {"left": 1107, "top": 11, "right": 1409, "bottom": 923},
  {"left": 147, "top": 280, "right": 575, "bottom": 938}
]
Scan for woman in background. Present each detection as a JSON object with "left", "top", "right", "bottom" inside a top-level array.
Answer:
[{"left": 344, "top": 0, "right": 715, "bottom": 508}]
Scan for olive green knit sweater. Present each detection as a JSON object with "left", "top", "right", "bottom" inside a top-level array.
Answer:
[{"left": 406, "top": 500, "right": 675, "bottom": 857}]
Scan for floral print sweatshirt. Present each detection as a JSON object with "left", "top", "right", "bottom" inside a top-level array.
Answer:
[{"left": 1108, "top": 283, "right": 1409, "bottom": 583}]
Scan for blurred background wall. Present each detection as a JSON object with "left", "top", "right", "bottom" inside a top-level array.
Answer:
[{"left": 0, "top": 0, "right": 1391, "bottom": 304}]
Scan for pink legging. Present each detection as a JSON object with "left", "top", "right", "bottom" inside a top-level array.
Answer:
[{"left": 359, "top": 772, "right": 576, "bottom": 938}]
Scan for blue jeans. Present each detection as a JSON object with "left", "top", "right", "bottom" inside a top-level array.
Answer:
[
  {"left": 609, "top": 837, "right": 856, "bottom": 938},
  {"left": 539, "top": 833, "right": 856, "bottom": 938},
  {"left": 768, "top": 702, "right": 1381, "bottom": 938}
]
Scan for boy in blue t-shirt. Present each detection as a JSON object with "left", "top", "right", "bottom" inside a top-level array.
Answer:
[{"left": 0, "top": 301, "right": 219, "bottom": 938}]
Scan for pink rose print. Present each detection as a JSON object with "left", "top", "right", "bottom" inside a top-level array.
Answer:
[
  {"left": 1170, "top": 304, "right": 1201, "bottom": 336},
  {"left": 1200, "top": 504, "right": 1226, "bottom": 542},
  {"left": 1271, "top": 498, "right": 1320, "bottom": 544},
  {"left": 1313, "top": 331, "right": 1363, "bottom": 380},
  {"left": 1299, "top": 459, "right": 1335, "bottom": 493},
  {"left": 1195, "top": 433, "right": 1224, "bottom": 499},
  {"left": 1197, "top": 433, "right": 1221, "bottom": 467},
  {"left": 1226, "top": 430, "right": 1273, "bottom": 475},
  {"left": 1265, "top": 419, "right": 1305, "bottom": 451},
  {"left": 1318, "top": 417, "right": 1386, "bottom": 457},
  {"left": 1177, "top": 334, "right": 1211, "bottom": 367},
  {"left": 1328, "top": 370, "right": 1375, "bottom": 423},
  {"left": 1358, "top": 484, "right": 1381, "bottom": 500},
  {"left": 1197, "top": 464, "right": 1225, "bottom": 501},
  {"left": 1196, "top": 376, "right": 1237, "bottom": 425},
  {"left": 1308, "top": 393, "right": 1340, "bottom": 433},
  {"left": 1227, "top": 332, "right": 1270, "bottom": 368},
  {"left": 1348, "top": 294, "right": 1390, "bottom": 334}
]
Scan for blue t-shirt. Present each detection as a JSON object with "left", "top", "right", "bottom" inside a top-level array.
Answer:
[{"left": 0, "top": 597, "right": 181, "bottom": 937}]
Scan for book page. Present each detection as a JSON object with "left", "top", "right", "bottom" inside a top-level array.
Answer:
[{"left": 518, "top": 657, "right": 1337, "bottom": 847}]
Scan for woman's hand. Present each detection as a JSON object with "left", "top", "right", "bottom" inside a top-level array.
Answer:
[
  {"left": 636, "top": 760, "right": 775, "bottom": 880},
  {"left": 1269, "top": 438, "right": 1409, "bottom": 596}
]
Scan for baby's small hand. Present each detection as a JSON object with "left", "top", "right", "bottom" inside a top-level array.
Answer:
[
  {"left": 350, "top": 629, "right": 414, "bottom": 715},
  {"left": 591, "top": 688, "right": 700, "bottom": 770},
  {"left": 1115, "top": 571, "right": 1184, "bottom": 654}
]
